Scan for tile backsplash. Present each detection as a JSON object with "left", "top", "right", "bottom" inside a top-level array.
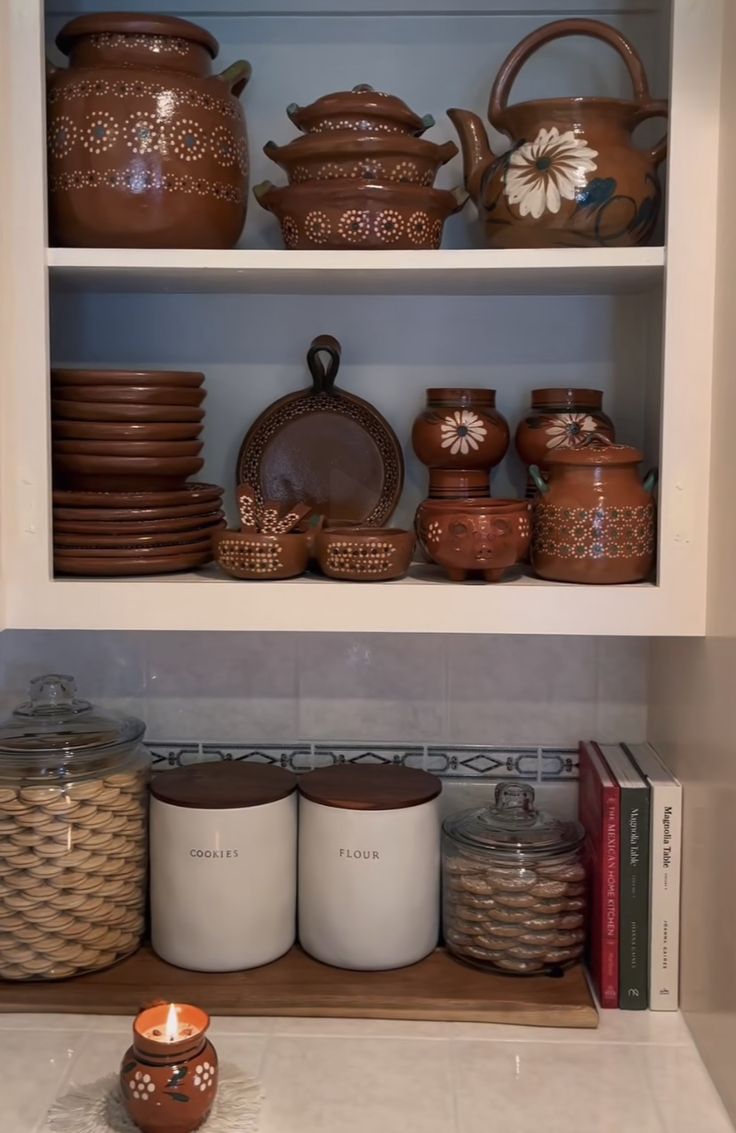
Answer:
[{"left": 0, "top": 630, "right": 647, "bottom": 745}]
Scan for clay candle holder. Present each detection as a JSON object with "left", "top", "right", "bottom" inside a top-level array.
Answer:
[{"left": 120, "top": 1002, "right": 218, "bottom": 1133}]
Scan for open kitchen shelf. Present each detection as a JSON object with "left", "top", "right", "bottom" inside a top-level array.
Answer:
[
  {"left": 0, "top": 945, "right": 599, "bottom": 1028},
  {"left": 48, "top": 247, "right": 665, "bottom": 297}
]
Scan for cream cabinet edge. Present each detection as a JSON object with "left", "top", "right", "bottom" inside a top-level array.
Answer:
[{"left": 0, "top": 0, "right": 722, "bottom": 634}]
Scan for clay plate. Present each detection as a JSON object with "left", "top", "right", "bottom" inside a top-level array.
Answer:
[
  {"left": 54, "top": 551, "right": 213, "bottom": 576},
  {"left": 54, "top": 512, "right": 224, "bottom": 536},
  {"left": 51, "top": 369, "right": 204, "bottom": 388},
  {"left": 53, "top": 420, "right": 203, "bottom": 442},
  {"left": 53, "top": 453, "right": 204, "bottom": 490},
  {"left": 53, "top": 536, "right": 215, "bottom": 558},
  {"left": 53, "top": 440, "right": 204, "bottom": 458},
  {"left": 236, "top": 335, "right": 403, "bottom": 526},
  {"left": 52, "top": 386, "right": 206, "bottom": 407},
  {"left": 53, "top": 483, "right": 222, "bottom": 508},
  {"left": 52, "top": 400, "right": 205, "bottom": 424},
  {"left": 54, "top": 525, "right": 223, "bottom": 548}
]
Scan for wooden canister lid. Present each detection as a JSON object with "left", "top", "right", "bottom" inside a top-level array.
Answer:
[
  {"left": 151, "top": 762, "right": 297, "bottom": 809},
  {"left": 298, "top": 764, "right": 442, "bottom": 811}
]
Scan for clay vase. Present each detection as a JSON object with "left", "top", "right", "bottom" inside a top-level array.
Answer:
[
  {"left": 120, "top": 1004, "right": 218, "bottom": 1133},
  {"left": 412, "top": 390, "right": 510, "bottom": 475},
  {"left": 530, "top": 440, "right": 657, "bottom": 583},
  {"left": 415, "top": 498, "right": 531, "bottom": 582},
  {"left": 448, "top": 18, "right": 667, "bottom": 248},
  {"left": 47, "top": 14, "right": 251, "bottom": 248},
  {"left": 515, "top": 389, "right": 615, "bottom": 497}
]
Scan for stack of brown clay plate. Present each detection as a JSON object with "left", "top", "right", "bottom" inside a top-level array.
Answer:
[
  {"left": 53, "top": 483, "right": 226, "bottom": 576},
  {"left": 51, "top": 369, "right": 224, "bottom": 576}
]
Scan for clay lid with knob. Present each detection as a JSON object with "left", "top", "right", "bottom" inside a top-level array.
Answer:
[
  {"left": 56, "top": 14, "right": 220, "bottom": 58},
  {"left": 286, "top": 85, "right": 434, "bottom": 134},
  {"left": 299, "top": 764, "right": 442, "bottom": 810},
  {"left": 546, "top": 441, "right": 643, "bottom": 466},
  {"left": 151, "top": 762, "right": 297, "bottom": 809}
]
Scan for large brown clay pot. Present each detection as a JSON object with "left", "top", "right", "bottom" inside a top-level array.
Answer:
[
  {"left": 415, "top": 497, "right": 531, "bottom": 582},
  {"left": 47, "top": 14, "right": 251, "bottom": 248},
  {"left": 530, "top": 440, "right": 657, "bottom": 583},
  {"left": 412, "top": 389, "right": 510, "bottom": 473},
  {"left": 448, "top": 19, "right": 667, "bottom": 248},
  {"left": 515, "top": 388, "right": 615, "bottom": 496}
]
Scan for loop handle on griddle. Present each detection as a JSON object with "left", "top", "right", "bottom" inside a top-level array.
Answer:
[{"left": 307, "top": 335, "right": 342, "bottom": 397}]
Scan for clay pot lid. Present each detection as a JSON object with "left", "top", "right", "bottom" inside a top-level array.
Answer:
[
  {"left": 530, "top": 388, "right": 603, "bottom": 408},
  {"left": 56, "top": 14, "right": 219, "bottom": 58},
  {"left": 547, "top": 441, "right": 642, "bottom": 466},
  {"left": 151, "top": 762, "right": 298, "bottom": 809},
  {"left": 299, "top": 764, "right": 441, "bottom": 810},
  {"left": 426, "top": 388, "right": 496, "bottom": 404},
  {"left": 287, "top": 84, "right": 430, "bottom": 132},
  {"left": 444, "top": 783, "right": 584, "bottom": 857}
]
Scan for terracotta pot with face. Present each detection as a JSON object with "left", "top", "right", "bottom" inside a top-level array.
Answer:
[{"left": 415, "top": 498, "right": 531, "bottom": 582}]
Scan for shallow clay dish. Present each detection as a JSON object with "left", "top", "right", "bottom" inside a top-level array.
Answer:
[
  {"left": 53, "top": 439, "right": 204, "bottom": 458},
  {"left": 254, "top": 181, "right": 466, "bottom": 250},
  {"left": 286, "top": 84, "right": 434, "bottom": 136},
  {"left": 54, "top": 512, "right": 224, "bottom": 536},
  {"left": 53, "top": 482, "right": 223, "bottom": 511},
  {"left": 51, "top": 369, "right": 204, "bottom": 388},
  {"left": 52, "top": 399, "right": 205, "bottom": 424},
  {"left": 54, "top": 537, "right": 215, "bottom": 559},
  {"left": 53, "top": 453, "right": 204, "bottom": 491},
  {"left": 315, "top": 526, "right": 415, "bottom": 581},
  {"left": 54, "top": 526, "right": 222, "bottom": 549},
  {"left": 214, "top": 529, "right": 309, "bottom": 580},
  {"left": 263, "top": 133, "right": 457, "bottom": 186},
  {"left": 236, "top": 335, "right": 403, "bottom": 526},
  {"left": 52, "top": 420, "right": 203, "bottom": 441},
  {"left": 54, "top": 551, "right": 213, "bottom": 576},
  {"left": 52, "top": 385, "right": 206, "bottom": 407}
]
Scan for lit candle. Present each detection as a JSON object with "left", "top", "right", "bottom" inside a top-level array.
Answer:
[{"left": 141, "top": 1003, "right": 196, "bottom": 1043}]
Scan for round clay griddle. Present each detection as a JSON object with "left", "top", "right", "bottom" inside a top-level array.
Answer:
[{"left": 237, "top": 335, "right": 403, "bottom": 526}]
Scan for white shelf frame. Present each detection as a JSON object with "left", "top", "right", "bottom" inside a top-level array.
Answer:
[{"left": 0, "top": 0, "right": 723, "bottom": 634}]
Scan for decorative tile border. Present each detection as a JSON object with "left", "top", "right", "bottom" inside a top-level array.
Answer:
[{"left": 148, "top": 742, "right": 579, "bottom": 780}]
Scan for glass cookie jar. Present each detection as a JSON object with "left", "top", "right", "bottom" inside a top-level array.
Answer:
[
  {"left": 0, "top": 674, "right": 149, "bottom": 981},
  {"left": 442, "top": 783, "right": 586, "bottom": 975}
]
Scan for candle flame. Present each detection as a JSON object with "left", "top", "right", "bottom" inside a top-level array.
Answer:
[{"left": 165, "top": 1003, "right": 178, "bottom": 1043}]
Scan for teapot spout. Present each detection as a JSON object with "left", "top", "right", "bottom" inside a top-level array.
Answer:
[{"left": 447, "top": 108, "right": 495, "bottom": 205}]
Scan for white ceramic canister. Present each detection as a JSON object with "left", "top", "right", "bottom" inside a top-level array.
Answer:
[
  {"left": 298, "top": 765, "right": 442, "bottom": 970},
  {"left": 150, "top": 762, "right": 297, "bottom": 972}
]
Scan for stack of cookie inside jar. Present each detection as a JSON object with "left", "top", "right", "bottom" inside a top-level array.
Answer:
[
  {"left": 0, "top": 675, "right": 149, "bottom": 981},
  {"left": 412, "top": 388, "right": 532, "bottom": 583},
  {"left": 254, "top": 84, "right": 465, "bottom": 249}
]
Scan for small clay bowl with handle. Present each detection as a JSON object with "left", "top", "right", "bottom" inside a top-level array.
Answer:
[
  {"left": 314, "top": 526, "right": 415, "bottom": 581},
  {"left": 263, "top": 133, "right": 458, "bottom": 186},
  {"left": 214, "top": 529, "right": 310, "bottom": 580}
]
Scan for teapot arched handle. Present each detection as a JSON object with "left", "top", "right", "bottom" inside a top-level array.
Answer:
[
  {"left": 489, "top": 18, "right": 658, "bottom": 133},
  {"left": 216, "top": 60, "right": 251, "bottom": 99}
]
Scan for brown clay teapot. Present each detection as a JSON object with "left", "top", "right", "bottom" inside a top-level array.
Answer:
[
  {"left": 530, "top": 437, "right": 657, "bottom": 584},
  {"left": 448, "top": 19, "right": 667, "bottom": 248}
]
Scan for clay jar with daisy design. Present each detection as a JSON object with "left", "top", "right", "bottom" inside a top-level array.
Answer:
[
  {"left": 515, "top": 388, "right": 615, "bottom": 496},
  {"left": 448, "top": 18, "right": 667, "bottom": 247},
  {"left": 412, "top": 389, "right": 510, "bottom": 478}
]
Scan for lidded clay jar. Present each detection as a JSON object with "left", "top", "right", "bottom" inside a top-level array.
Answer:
[
  {"left": 443, "top": 783, "right": 586, "bottom": 975},
  {"left": 150, "top": 762, "right": 298, "bottom": 971},
  {"left": 412, "top": 389, "right": 510, "bottom": 474},
  {"left": 0, "top": 674, "right": 149, "bottom": 981},
  {"left": 515, "top": 389, "right": 615, "bottom": 495},
  {"left": 531, "top": 439, "right": 657, "bottom": 584},
  {"left": 298, "top": 764, "right": 442, "bottom": 970},
  {"left": 47, "top": 14, "right": 252, "bottom": 248}
]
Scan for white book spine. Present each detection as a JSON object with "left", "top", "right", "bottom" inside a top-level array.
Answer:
[{"left": 626, "top": 744, "right": 682, "bottom": 1010}]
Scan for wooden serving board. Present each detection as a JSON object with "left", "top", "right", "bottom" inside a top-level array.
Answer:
[{"left": 0, "top": 946, "right": 598, "bottom": 1028}]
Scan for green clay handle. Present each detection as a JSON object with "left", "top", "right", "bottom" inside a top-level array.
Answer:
[{"left": 528, "top": 465, "right": 550, "bottom": 495}]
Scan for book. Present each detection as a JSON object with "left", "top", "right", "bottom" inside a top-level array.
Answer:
[
  {"left": 624, "top": 742, "right": 682, "bottom": 1010},
  {"left": 577, "top": 741, "right": 619, "bottom": 1008},
  {"left": 597, "top": 743, "right": 650, "bottom": 1010}
]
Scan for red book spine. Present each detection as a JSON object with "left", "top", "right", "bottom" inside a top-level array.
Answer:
[{"left": 578, "top": 742, "right": 620, "bottom": 1009}]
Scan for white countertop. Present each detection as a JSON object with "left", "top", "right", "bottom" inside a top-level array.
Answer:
[{"left": 2, "top": 1009, "right": 733, "bottom": 1133}]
